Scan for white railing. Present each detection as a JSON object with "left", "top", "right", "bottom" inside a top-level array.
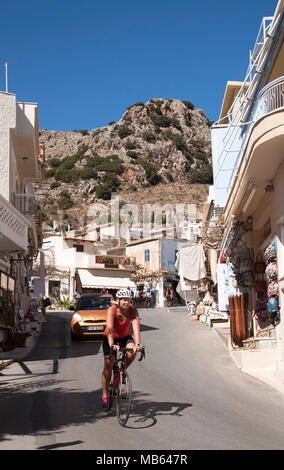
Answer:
[
  {"left": 0, "top": 193, "right": 30, "bottom": 251},
  {"left": 251, "top": 76, "right": 284, "bottom": 123},
  {"left": 212, "top": 13, "right": 281, "bottom": 199},
  {"left": 213, "top": 75, "right": 284, "bottom": 199}
]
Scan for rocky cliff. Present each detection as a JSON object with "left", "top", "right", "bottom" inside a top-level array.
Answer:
[{"left": 35, "top": 98, "right": 212, "bottom": 229}]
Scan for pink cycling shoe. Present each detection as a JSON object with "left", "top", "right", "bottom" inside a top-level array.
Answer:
[{"left": 102, "top": 396, "right": 108, "bottom": 408}]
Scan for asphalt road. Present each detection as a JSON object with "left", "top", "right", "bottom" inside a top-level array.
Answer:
[{"left": 0, "top": 307, "right": 284, "bottom": 450}]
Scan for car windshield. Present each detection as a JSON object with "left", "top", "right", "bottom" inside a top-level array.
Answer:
[{"left": 77, "top": 297, "right": 112, "bottom": 310}]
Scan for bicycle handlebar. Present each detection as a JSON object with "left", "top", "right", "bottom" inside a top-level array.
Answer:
[{"left": 108, "top": 345, "right": 145, "bottom": 361}]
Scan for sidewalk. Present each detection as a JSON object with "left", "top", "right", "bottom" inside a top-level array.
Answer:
[
  {"left": 0, "top": 312, "right": 46, "bottom": 371},
  {"left": 213, "top": 323, "right": 284, "bottom": 395},
  {"left": 169, "top": 307, "right": 284, "bottom": 395}
]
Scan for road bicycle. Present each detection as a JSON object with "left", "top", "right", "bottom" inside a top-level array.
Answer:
[{"left": 106, "top": 346, "right": 145, "bottom": 426}]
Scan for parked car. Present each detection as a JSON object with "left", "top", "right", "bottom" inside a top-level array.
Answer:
[{"left": 70, "top": 293, "right": 113, "bottom": 341}]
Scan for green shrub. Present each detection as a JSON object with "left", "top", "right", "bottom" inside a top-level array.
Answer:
[
  {"left": 150, "top": 114, "right": 172, "bottom": 127},
  {"left": 118, "top": 127, "right": 133, "bottom": 139},
  {"left": 50, "top": 181, "right": 61, "bottom": 190},
  {"left": 142, "top": 131, "right": 156, "bottom": 143},
  {"left": 150, "top": 114, "right": 181, "bottom": 130},
  {"left": 165, "top": 171, "right": 174, "bottom": 182},
  {"left": 189, "top": 139, "right": 208, "bottom": 163},
  {"left": 126, "top": 150, "right": 139, "bottom": 159},
  {"left": 96, "top": 184, "right": 112, "bottom": 200},
  {"left": 92, "top": 129, "right": 102, "bottom": 138},
  {"left": 127, "top": 102, "right": 145, "bottom": 110},
  {"left": 86, "top": 154, "right": 123, "bottom": 174},
  {"left": 80, "top": 167, "right": 97, "bottom": 179},
  {"left": 59, "top": 190, "right": 70, "bottom": 198},
  {"left": 137, "top": 158, "right": 161, "bottom": 185},
  {"left": 183, "top": 100, "right": 195, "bottom": 110},
  {"left": 129, "top": 185, "right": 137, "bottom": 192},
  {"left": 45, "top": 168, "right": 56, "bottom": 178},
  {"left": 165, "top": 130, "right": 193, "bottom": 162},
  {"left": 101, "top": 173, "right": 120, "bottom": 191},
  {"left": 58, "top": 197, "right": 74, "bottom": 210},
  {"left": 189, "top": 164, "right": 213, "bottom": 184},
  {"left": 48, "top": 158, "right": 61, "bottom": 168},
  {"left": 108, "top": 121, "right": 116, "bottom": 125},
  {"left": 124, "top": 141, "right": 137, "bottom": 150},
  {"left": 54, "top": 167, "right": 81, "bottom": 183},
  {"left": 102, "top": 255, "right": 115, "bottom": 264},
  {"left": 78, "top": 129, "right": 89, "bottom": 135}
]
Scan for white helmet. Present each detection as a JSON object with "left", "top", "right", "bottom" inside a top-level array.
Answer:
[{"left": 116, "top": 288, "right": 132, "bottom": 299}]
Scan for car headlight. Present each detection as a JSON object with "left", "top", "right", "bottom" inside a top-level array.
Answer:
[{"left": 73, "top": 313, "right": 82, "bottom": 322}]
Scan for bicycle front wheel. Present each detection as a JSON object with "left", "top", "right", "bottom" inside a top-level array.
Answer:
[
  {"left": 116, "top": 371, "right": 132, "bottom": 426},
  {"left": 106, "top": 382, "right": 115, "bottom": 412}
]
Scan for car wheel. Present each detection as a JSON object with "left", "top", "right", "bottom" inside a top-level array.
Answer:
[{"left": 71, "top": 330, "right": 79, "bottom": 341}]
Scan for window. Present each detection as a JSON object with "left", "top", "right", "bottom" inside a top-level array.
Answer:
[
  {"left": 73, "top": 244, "right": 84, "bottom": 252},
  {"left": 49, "top": 280, "right": 60, "bottom": 298},
  {"left": 144, "top": 249, "right": 150, "bottom": 262}
]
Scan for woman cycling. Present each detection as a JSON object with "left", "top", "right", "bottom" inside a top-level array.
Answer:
[{"left": 101, "top": 288, "right": 142, "bottom": 407}]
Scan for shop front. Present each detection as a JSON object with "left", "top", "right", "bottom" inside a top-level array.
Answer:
[
  {"left": 219, "top": 219, "right": 281, "bottom": 349},
  {"left": 0, "top": 271, "right": 16, "bottom": 343}
]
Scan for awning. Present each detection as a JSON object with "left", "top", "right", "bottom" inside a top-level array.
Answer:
[{"left": 77, "top": 269, "right": 135, "bottom": 289}]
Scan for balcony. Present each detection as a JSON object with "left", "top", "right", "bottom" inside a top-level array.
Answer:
[
  {"left": 64, "top": 252, "right": 135, "bottom": 270},
  {"left": 212, "top": 76, "right": 284, "bottom": 208},
  {"left": 10, "top": 193, "right": 41, "bottom": 255},
  {"left": 0, "top": 193, "right": 30, "bottom": 252},
  {"left": 249, "top": 77, "right": 284, "bottom": 124}
]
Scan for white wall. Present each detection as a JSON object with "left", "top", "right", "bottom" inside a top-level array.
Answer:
[{"left": 161, "top": 239, "right": 189, "bottom": 272}]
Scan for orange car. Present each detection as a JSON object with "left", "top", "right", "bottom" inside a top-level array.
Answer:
[{"left": 70, "top": 293, "right": 113, "bottom": 340}]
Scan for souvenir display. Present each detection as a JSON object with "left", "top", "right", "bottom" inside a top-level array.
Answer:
[
  {"left": 263, "top": 240, "right": 279, "bottom": 324},
  {"left": 267, "top": 280, "right": 278, "bottom": 298},
  {"left": 264, "top": 240, "right": 277, "bottom": 263},
  {"left": 265, "top": 261, "right": 277, "bottom": 280},
  {"left": 267, "top": 296, "right": 278, "bottom": 313}
]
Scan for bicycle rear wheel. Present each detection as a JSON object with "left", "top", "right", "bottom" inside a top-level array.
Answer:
[{"left": 116, "top": 371, "right": 132, "bottom": 426}]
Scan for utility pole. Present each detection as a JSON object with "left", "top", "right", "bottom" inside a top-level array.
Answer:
[{"left": 4, "top": 62, "right": 8, "bottom": 92}]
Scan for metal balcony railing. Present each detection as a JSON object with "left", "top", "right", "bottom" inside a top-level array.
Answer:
[
  {"left": 211, "top": 13, "right": 283, "bottom": 198},
  {"left": 250, "top": 76, "right": 284, "bottom": 123}
]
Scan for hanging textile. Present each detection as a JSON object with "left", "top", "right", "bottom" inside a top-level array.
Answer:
[{"left": 229, "top": 293, "right": 249, "bottom": 347}]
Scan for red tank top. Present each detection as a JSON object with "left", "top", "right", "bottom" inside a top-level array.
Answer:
[{"left": 104, "top": 304, "right": 134, "bottom": 339}]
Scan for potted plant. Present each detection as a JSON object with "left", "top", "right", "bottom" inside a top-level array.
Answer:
[{"left": 102, "top": 256, "right": 118, "bottom": 268}]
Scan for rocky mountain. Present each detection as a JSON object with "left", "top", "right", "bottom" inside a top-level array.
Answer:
[{"left": 35, "top": 98, "right": 212, "bottom": 229}]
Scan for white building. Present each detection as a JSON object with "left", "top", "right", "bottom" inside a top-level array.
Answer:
[
  {"left": 33, "top": 234, "right": 135, "bottom": 302},
  {"left": 0, "top": 90, "right": 42, "bottom": 342},
  {"left": 209, "top": 1, "right": 284, "bottom": 382},
  {"left": 126, "top": 236, "right": 190, "bottom": 306}
]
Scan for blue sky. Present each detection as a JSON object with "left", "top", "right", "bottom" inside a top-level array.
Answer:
[{"left": 0, "top": 0, "right": 278, "bottom": 131}]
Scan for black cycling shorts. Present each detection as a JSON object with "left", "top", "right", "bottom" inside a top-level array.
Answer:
[{"left": 103, "top": 335, "right": 134, "bottom": 356}]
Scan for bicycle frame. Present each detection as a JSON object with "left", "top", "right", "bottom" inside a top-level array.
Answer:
[{"left": 106, "top": 347, "right": 145, "bottom": 426}]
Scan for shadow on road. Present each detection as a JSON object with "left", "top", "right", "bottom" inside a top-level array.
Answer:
[
  {"left": 0, "top": 380, "right": 192, "bottom": 443},
  {"left": 125, "top": 391, "right": 193, "bottom": 429},
  {"left": 25, "top": 312, "right": 158, "bottom": 363}
]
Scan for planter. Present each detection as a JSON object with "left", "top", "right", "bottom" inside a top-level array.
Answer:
[{"left": 7, "top": 332, "right": 27, "bottom": 348}]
